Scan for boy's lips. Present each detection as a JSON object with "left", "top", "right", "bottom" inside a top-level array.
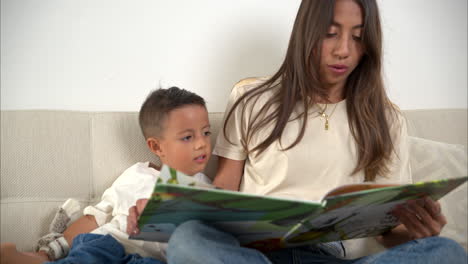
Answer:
[{"left": 194, "top": 154, "right": 207, "bottom": 163}]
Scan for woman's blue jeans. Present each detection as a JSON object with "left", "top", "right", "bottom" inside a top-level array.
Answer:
[{"left": 167, "top": 220, "right": 467, "bottom": 264}]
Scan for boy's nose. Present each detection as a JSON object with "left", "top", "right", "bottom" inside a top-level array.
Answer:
[{"left": 194, "top": 137, "right": 207, "bottom": 150}]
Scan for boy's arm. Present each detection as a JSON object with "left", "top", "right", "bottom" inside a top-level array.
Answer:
[
  {"left": 213, "top": 157, "right": 244, "bottom": 191},
  {"left": 63, "top": 215, "right": 98, "bottom": 246}
]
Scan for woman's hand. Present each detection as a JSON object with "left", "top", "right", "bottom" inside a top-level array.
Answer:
[
  {"left": 126, "top": 198, "right": 148, "bottom": 236},
  {"left": 377, "top": 197, "right": 447, "bottom": 248}
]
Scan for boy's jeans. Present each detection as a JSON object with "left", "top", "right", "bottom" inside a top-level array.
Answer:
[
  {"left": 45, "top": 234, "right": 165, "bottom": 264},
  {"left": 167, "top": 220, "right": 467, "bottom": 264}
]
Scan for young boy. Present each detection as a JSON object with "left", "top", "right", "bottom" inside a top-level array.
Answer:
[{"left": 0, "top": 87, "right": 212, "bottom": 264}]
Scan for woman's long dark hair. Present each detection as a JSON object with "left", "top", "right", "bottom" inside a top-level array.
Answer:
[{"left": 223, "top": 0, "right": 398, "bottom": 181}]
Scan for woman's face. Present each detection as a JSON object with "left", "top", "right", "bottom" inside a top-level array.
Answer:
[{"left": 319, "top": 0, "right": 364, "bottom": 91}]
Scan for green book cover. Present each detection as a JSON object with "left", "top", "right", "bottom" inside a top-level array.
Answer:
[{"left": 130, "top": 165, "right": 467, "bottom": 252}]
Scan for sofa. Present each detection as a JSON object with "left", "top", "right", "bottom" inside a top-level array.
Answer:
[{"left": 1, "top": 109, "right": 467, "bottom": 258}]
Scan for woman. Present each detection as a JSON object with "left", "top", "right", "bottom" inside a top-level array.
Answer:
[{"left": 161, "top": 0, "right": 466, "bottom": 263}]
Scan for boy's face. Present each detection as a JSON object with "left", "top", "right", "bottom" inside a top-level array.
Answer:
[{"left": 150, "top": 105, "right": 211, "bottom": 176}]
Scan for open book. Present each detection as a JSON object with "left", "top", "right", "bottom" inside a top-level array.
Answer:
[{"left": 129, "top": 165, "right": 467, "bottom": 251}]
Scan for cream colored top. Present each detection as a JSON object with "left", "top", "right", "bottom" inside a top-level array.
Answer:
[{"left": 213, "top": 77, "right": 412, "bottom": 202}]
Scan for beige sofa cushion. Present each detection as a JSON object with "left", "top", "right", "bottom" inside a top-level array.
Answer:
[
  {"left": 344, "top": 136, "right": 467, "bottom": 258},
  {"left": 0, "top": 111, "right": 92, "bottom": 201},
  {"left": 1, "top": 110, "right": 466, "bottom": 253},
  {"left": 409, "top": 136, "right": 467, "bottom": 249}
]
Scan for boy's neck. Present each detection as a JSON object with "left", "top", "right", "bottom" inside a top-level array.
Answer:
[{"left": 149, "top": 162, "right": 162, "bottom": 171}]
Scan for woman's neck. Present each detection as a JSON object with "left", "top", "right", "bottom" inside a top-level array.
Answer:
[{"left": 316, "top": 82, "right": 346, "bottom": 104}]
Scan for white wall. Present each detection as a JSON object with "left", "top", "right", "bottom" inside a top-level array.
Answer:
[{"left": 1, "top": 0, "right": 466, "bottom": 112}]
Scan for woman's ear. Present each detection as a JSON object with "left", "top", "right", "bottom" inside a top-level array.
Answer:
[{"left": 147, "top": 137, "right": 164, "bottom": 157}]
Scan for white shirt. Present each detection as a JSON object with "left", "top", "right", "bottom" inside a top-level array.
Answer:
[{"left": 83, "top": 162, "right": 211, "bottom": 261}]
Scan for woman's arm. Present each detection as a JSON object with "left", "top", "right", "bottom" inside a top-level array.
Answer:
[{"left": 213, "top": 157, "right": 245, "bottom": 191}]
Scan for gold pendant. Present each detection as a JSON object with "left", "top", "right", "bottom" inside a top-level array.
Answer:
[{"left": 325, "top": 118, "right": 329, "bottom": 130}]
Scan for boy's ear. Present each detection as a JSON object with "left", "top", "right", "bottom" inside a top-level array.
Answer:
[{"left": 146, "top": 137, "right": 164, "bottom": 157}]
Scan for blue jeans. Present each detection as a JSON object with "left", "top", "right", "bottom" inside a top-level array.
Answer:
[
  {"left": 45, "top": 234, "right": 165, "bottom": 264},
  {"left": 167, "top": 220, "right": 467, "bottom": 264}
]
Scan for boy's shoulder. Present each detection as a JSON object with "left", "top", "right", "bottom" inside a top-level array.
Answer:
[{"left": 113, "top": 162, "right": 160, "bottom": 185}]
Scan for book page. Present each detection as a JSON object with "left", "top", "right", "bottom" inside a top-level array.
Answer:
[
  {"left": 283, "top": 177, "right": 467, "bottom": 246},
  {"left": 322, "top": 183, "right": 399, "bottom": 199},
  {"left": 131, "top": 183, "right": 324, "bottom": 251}
]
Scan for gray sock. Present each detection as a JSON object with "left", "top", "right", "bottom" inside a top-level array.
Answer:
[
  {"left": 34, "top": 199, "right": 80, "bottom": 260},
  {"left": 49, "top": 198, "right": 81, "bottom": 233},
  {"left": 35, "top": 233, "right": 70, "bottom": 261}
]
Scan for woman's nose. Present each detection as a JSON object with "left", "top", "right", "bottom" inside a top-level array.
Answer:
[{"left": 334, "top": 36, "right": 351, "bottom": 59}]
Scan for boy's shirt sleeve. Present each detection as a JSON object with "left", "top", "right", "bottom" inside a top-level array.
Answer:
[
  {"left": 83, "top": 191, "right": 115, "bottom": 226},
  {"left": 83, "top": 162, "right": 159, "bottom": 227}
]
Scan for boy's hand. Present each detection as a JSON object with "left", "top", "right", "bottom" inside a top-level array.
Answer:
[{"left": 127, "top": 199, "right": 148, "bottom": 236}]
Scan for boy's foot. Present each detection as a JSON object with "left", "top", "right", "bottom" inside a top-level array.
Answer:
[
  {"left": 1, "top": 243, "right": 49, "bottom": 264},
  {"left": 49, "top": 198, "right": 81, "bottom": 233}
]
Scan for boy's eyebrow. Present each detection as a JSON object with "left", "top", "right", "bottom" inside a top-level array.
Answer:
[
  {"left": 331, "top": 21, "right": 363, "bottom": 29},
  {"left": 177, "top": 129, "right": 194, "bottom": 135},
  {"left": 176, "top": 125, "right": 211, "bottom": 135}
]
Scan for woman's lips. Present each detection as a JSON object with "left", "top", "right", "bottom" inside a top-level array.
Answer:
[{"left": 328, "top": 64, "right": 348, "bottom": 74}]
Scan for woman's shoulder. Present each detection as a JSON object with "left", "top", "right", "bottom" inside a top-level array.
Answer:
[
  {"left": 384, "top": 102, "right": 408, "bottom": 140},
  {"left": 230, "top": 76, "right": 276, "bottom": 100},
  {"left": 386, "top": 103, "right": 406, "bottom": 127},
  {"left": 234, "top": 76, "right": 270, "bottom": 90}
]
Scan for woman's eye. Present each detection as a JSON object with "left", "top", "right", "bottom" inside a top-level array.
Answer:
[
  {"left": 204, "top": 131, "right": 212, "bottom": 137},
  {"left": 326, "top": 33, "right": 337, "bottom": 38},
  {"left": 353, "top": 35, "right": 362, "bottom": 41},
  {"left": 181, "top": 136, "right": 192, "bottom": 141}
]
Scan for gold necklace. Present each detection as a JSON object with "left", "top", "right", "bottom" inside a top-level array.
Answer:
[{"left": 317, "top": 103, "right": 338, "bottom": 130}]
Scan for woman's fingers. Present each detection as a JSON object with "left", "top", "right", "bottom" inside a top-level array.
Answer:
[
  {"left": 423, "top": 198, "right": 447, "bottom": 226},
  {"left": 393, "top": 197, "right": 447, "bottom": 240},
  {"left": 394, "top": 206, "right": 429, "bottom": 239},
  {"left": 407, "top": 201, "right": 440, "bottom": 236}
]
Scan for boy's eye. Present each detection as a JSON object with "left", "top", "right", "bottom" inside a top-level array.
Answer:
[
  {"left": 181, "top": 136, "right": 192, "bottom": 141},
  {"left": 204, "top": 131, "right": 212, "bottom": 137},
  {"left": 326, "top": 33, "right": 337, "bottom": 38}
]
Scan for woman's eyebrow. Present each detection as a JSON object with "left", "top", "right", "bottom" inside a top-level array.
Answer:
[{"left": 331, "top": 21, "right": 364, "bottom": 29}]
